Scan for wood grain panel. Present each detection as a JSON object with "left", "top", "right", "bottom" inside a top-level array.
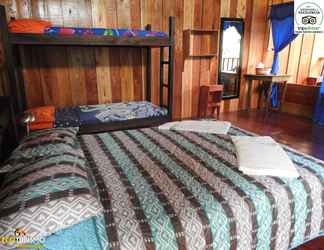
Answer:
[
  {"left": 190, "top": 0, "right": 202, "bottom": 117},
  {"left": 95, "top": 48, "right": 112, "bottom": 103},
  {"left": 141, "top": 0, "right": 162, "bottom": 105},
  {"left": 2, "top": 0, "right": 321, "bottom": 119},
  {"left": 163, "top": 0, "right": 183, "bottom": 119},
  {"left": 286, "top": 35, "right": 303, "bottom": 83},
  {"left": 237, "top": 0, "right": 253, "bottom": 110},
  {"left": 83, "top": 48, "right": 98, "bottom": 104},
  {"left": 19, "top": 46, "right": 44, "bottom": 107},
  {"left": 181, "top": 0, "right": 195, "bottom": 118},
  {"left": 91, "top": 0, "right": 117, "bottom": 28},
  {"left": 309, "top": 34, "right": 324, "bottom": 77},
  {"left": 296, "top": 34, "right": 315, "bottom": 84},
  {"left": 236, "top": 0, "right": 267, "bottom": 111},
  {"left": 119, "top": 48, "right": 134, "bottom": 102}
]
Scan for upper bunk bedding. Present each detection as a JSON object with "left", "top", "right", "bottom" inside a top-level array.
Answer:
[
  {"left": 1, "top": 126, "right": 323, "bottom": 250},
  {"left": 45, "top": 27, "right": 167, "bottom": 38},
  {"left": 8, "top": 19, "right": 168, "bottom": 38}
]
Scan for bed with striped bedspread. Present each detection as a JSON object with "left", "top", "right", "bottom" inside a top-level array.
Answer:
[{"left": 79, "top": 126, "right": 324, "bottom": 250}]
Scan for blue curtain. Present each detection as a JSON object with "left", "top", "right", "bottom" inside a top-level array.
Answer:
[
  {"left": 271, "top": 17, "right": 297, "bottom": 74},
  {"left": 269, "top": 2, "right": 298, "bottom": 107},
  {"left": 314, "top": 79, "right": 324, "bottom": 125}
]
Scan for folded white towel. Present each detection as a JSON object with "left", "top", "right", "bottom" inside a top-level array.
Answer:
[
  {"left": 159, "top": 120, "right": 231, "bottom": 134},
  {"left": 231, "top": 136, "right": 299, "bottom": 178}
]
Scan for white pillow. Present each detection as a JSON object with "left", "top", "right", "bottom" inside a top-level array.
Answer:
[{"left": 231, "top": 136, "right": 299, "bottom": 178}]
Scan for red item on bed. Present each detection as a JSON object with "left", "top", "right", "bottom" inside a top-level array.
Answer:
[
  {"left": 29, "top": 122, "right": 54, "bottom": 131},
  {"left": 9, "top": 19, "right": 52, "bottom": 34},
  {"left": 27, "top": 106, "right": 55, "bottom": 131}
]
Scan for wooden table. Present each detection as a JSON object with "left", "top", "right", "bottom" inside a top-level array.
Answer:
[{"left": 243, "top": 74, "right": 291, "bottom": 111}]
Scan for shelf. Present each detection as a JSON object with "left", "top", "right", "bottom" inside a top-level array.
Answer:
[
  {"left": 183, "top": 29, "right": 218, "bottom": 58},
  {"left": 188, "top": 53, "right": 217, "bottom": 58},
  {"left": 9, "top": 33, "right": 172, "bottom": 47},
  {"left": 185, "top": 29, "right": 218, "bottom": 33}
]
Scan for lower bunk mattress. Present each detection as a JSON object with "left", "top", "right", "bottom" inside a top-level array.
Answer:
[
  {"left": 55, "top": 101, "right": 167, "bottom": 128},
  {"left": 28, "top": 101, "right": 167, "bottom": 130},
  {"left": 49, "top": 127, "right": 323, "bottom": 249}
]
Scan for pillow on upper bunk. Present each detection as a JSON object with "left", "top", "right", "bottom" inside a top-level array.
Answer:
[
  {"left": 8, "top": 127, "right": 81, "bottom": 162},
  {"left": 0, "top": 133, "right": 103, "bottom": 249},
  {"left": 9, "top": 19, "right": 52, "bottom": 34}
]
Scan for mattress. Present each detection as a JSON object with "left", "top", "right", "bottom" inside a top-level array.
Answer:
[
  {"left": 43, "top": 126, "right": 324, "bottom": 250},
  {"left": 54, "top": 101, "right": 167, "bottom": 128},
  {"left": 45, "top": 27, "right": 167, "bottom": 38}
]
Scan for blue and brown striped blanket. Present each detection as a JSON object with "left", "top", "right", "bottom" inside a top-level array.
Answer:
[{"left": 77, "top": 126, "right": 323, "bottom": 250}]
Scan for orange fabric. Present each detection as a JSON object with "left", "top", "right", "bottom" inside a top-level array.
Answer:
[
  {"left": 9, "top": 19, "right": 52, "bottom": 34},
  {"left": 27, "top": 106, "right": 55, "bottom": 131},
  {"left": 29, "top": 122, "right": 54, "bottom": 131}
]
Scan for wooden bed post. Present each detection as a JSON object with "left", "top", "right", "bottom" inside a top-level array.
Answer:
[
  {"left": 0, "top": 6, "right": 22, "bottom": 112},
  {"left": 0, "top": 5, "right": 19, "bottom": 142},
  {"left": 168, "top": 16, "right": 175, "bottom": 120},
  {"left": 159, "top": 47, "right": 164, "bottom": 108},
  {"left": 145, "top": 24, "right": 152, "bottom": 102}
]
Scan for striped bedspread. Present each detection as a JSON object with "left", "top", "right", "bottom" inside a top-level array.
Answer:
[{"left": 79, "top": 126, "right": 324, "bottom": 250}]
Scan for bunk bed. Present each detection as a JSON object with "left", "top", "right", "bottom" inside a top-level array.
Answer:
[{"left": 0, "top": 5, "right": 175, "bottom": 138}]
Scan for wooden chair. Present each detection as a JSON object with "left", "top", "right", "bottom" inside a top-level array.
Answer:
[{"left": 198, "top": 84, "right": 223, "bottom": 119}]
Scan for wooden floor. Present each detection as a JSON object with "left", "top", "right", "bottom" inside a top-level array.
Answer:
[
  {"left": 220, "top": 110, "right": 324, "bottom": 250},
  {"left": 220, "top": 110, "right": 324, "bottom": 161}
]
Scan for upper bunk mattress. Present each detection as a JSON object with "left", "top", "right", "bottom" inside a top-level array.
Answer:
[
  {"left": 45, "top": 27, "right": 167, "bottom": 37},
  {"left": 54, "top": 101, "right": 167, "bottom": 128},
  {"left": 9, "top": 19, "right": 168, "bottom": 37}
]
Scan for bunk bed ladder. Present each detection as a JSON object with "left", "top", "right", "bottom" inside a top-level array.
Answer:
[{"left": 160, "top": 16, "right": 175, "bottom": 121}]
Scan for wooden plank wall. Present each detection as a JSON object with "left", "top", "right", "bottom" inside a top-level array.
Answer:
[
  {"left": 263, "top": 31, "right": 324, "bottom": 84},
  {"left": 0, "top": 0, "right": 322, "bottom": 119},
  {"left": 181, "top": 0, "right": 270, "bottom": 117},
  {"left": 0, "top": 0, "right": 261, "bottom": 119}
]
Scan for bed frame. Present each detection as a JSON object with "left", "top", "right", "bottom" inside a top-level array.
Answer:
[
  {"left": 0, "top": 5, "right": 175, "bottom": 136},
  {"left": 0, "top": 96, "right": 17, "bottom": 161}
]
